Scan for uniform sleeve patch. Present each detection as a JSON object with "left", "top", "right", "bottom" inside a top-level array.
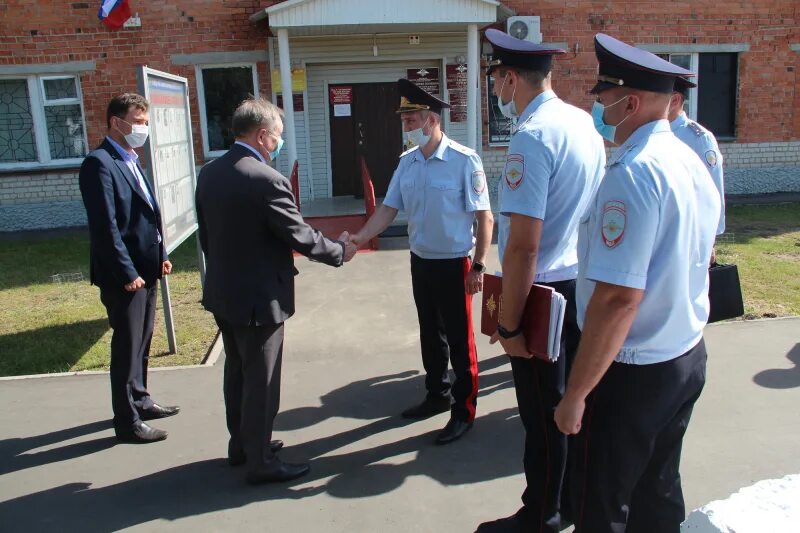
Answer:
[
  {"left": 504, "top": 154, "right": 525, "bottom": 190},
  {"left": 705, "top": 150, "right": 718, "bottom": 168},
  {"left": 601, "top": 200, "right": 626, "bottom": 248},
  {"left": 472, "top": 170, "right": 486, "bottom": 194}
]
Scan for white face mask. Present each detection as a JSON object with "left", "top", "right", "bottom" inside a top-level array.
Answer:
[
  {"left": 117, "top": 118, "right": 149, "bottom": 148},
  {"left": 405, "top": 118, "right": 431, "bottom": 148},
  {"left": 496, "top": 73, "right": 518, "bottom": 120}
]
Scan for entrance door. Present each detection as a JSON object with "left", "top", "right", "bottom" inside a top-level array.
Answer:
[{"left": 329, "top": 82, "right": 402, "bottom": 197}]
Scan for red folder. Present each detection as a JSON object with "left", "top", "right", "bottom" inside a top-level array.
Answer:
[{"left": 481, "top": 274, "right": 556, "bottom": 361}]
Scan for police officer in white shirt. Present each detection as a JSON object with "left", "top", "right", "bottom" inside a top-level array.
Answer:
[
  {"left": 476, "top": 29, "right": 607, "bottom": 533},
  {"left": 670, "top": 76, "right": 726, "bottom": 237},
  {"left": 554, "top": 34, "right": 720, "bottom": 532},
  {"left": 351, "top": 79, "right": 494, "bottom": 445}
]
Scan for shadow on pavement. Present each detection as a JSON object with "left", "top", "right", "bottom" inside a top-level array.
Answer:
[
  {"left": 753, "top": 343, "right": 800, "bottom": 389},
  {"left": 0, "top": 419, "right": 115, "bottom": 476},
  {"left": 275, "top": 354, "right": 514, "bottom": 432}
]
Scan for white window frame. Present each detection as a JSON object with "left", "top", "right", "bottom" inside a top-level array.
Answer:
[
  {"left": 658, "top": 52, "right": 700, "bottom": 120},
  {"left": 0, "top": 73, "right": 88, "bottom": 170},
  {"left": 195, "top": 63, "right": 259, "bottom": 160}
]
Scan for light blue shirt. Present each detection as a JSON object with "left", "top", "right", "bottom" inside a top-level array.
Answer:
[
  {"left": 234, "top": 140, "right": 267, "bottom": 164},
  {"left": 671, "top": 113, "right": 725, "bottom": 234},
  {"left": 576, "top": 120, "right": 721, "bottom": 365},
  {"left": 106, "top": 136, "right": 156, "bottom": 210},
  {"left": 498, "top": 91, "right": 606, "bottom": 281},
  {"left": 383, "top": 134, "right": 491, "bottom": 259}
]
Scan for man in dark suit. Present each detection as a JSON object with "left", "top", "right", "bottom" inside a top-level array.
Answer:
[
  {"left": 196, "top": 97, "right": 357, "bottom": 485},
  {"left": 79, "top": 93, "right": 180, "bottom": 444}
]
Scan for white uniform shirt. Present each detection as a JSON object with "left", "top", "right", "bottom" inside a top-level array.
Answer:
[
  {"left": 671, "top": 112, "right": 725, "bottom": 234},
  {"left": 576, "top": 120, "right": 721, "bottom": 364},
  {"left": 384, "top": 134, "right": 491, "bottom": 259},
  {"left": 498, "top": 91, "right": 606, "bottom": 281}
]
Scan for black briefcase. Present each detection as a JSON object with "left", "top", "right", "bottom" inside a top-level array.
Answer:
[{"left": 708, "top": 263, "right": 745, "bottom": 323}]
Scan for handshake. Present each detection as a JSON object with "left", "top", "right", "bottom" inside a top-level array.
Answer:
[{"left": 336, "top": 231, "right": 365, "bottom": 263}]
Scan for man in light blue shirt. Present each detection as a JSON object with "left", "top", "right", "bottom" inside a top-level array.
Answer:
[
  {"left": 477, "top": 29, "right": 606, "bottom": 533},
  {"left": 352, "top": 79, "right": 493, "bottom": 445},
  {"left": 669, "top": 77, "right": 726, "bottom": 236},
  {"left": 554, "top": 34, "right": 720, "bottom": 531}
]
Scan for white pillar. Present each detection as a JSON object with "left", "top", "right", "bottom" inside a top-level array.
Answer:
[
  {"left": 277, "top": 28, "right": 298, "bottom": 173},
  {"left": 466, "top": 23, "right": 479, "bottom": 151}
]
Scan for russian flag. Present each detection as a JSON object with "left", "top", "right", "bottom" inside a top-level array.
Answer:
[{"left": 98, "top": 0, "right": 132, "bottom": 29}]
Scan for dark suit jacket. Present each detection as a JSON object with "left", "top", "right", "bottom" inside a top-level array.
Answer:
[
  {"left": 79, "top": 139, "right": 167, "bottom": 289},
  {"left": 196, "top": 143, "right": 344, "bottom": 327}
]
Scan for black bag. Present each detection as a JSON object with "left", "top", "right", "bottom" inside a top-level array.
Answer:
[{"left": 708, "top": 263, "right": 745, "bottom": 323}]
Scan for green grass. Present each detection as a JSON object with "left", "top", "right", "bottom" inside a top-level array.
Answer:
[
  {"left": 715, "top": 203, "right": 800, "bottom": 319},
  {"left": 0, "top": 203, "right": 798, "bottom": 376},
  {"left": 0, "top": 233, "right": 217, "bottom": 376}
]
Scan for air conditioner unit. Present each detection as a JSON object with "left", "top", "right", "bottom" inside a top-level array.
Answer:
[{"left": 506, "top": 16, "right": 542, "bottom": 44}]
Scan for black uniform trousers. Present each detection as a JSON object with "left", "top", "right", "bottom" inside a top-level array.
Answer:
[
  {"left": 100, "top": 284, "right": 157, "bottom": 431},
  {"left": 572, "top": 339, "right": 707, "bottom": 533},
  {"left": 410, "top": 252, "right": 478, "bottom": 422},
  {"left": 509, "top": 278, "right": 580, "bottom": 531},
  {"left": 216, "top": 316, "right": 284, "bottom": 472}
]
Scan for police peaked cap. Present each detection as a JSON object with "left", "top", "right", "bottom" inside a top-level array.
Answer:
[
  {"left": 484, "top": 28, "right": 566, "bottom": 75},
  {"left": 673, "top": 76, "right": 697, "bottom": 97},
  {"left": 591, "top": 33, "right": 696, "bottom": 94},
  {"left": 396, "top": 78, "right": 450, "bottom": 114}
]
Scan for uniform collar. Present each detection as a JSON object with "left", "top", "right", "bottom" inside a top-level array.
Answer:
[
  {"left": 234, "top": 140, "right": 267, "bottom": 164},
  {"left": 609, "top": 119, "right": 672, "bottom": 165},
  {"left": 106, "top": 136, "right": 138, "bottom": 164},
  {"left": 517, "top": 90, "right": 558, "bottom": 125},
  {"left": 413, "top": 133, "right": 450, "bottom": 162},
  {"left": 670, "top": 111, "right": 689, "bottom": 129}
]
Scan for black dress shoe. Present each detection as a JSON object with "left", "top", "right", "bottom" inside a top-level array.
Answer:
[
  {"left": 435, "top": 418, "right": 472, "bottom": 445},
  {"left": 115, "top": 421, "right": 168, "bottom": 443},
  {"left": 138, "top": 403, "right": 180, "bottom": 420},
  {"left": 246, "top": 459, "right": 310, "bottom": 485},
  {"left": 401, "top": 397, "right": 451, "bottom": 419},
  {"left": 228, "top": 440, "right": 284, "bottom": 467},
  {"left": 475, "top": 509, "right": 530, "bottom": 532}
]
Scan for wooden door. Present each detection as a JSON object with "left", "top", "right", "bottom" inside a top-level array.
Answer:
[{"left": 329, "top": 82, "right": 402, "bottom": 197}]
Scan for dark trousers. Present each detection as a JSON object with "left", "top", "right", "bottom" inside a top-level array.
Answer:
[
  {"left": 100, "top": 284, "right": 157, "bottom": 431},
  {"left": 510, "top": 279, "right": 580, "bottom": 531},
  {"left": 410, "top": 253, "right": 478, "bottom": 422},
  {"left": 216, "top": 316, "right": 284, "bottom": 472},
  {"left": 572, "top": 339, "right": 708, "bottom": 533}
]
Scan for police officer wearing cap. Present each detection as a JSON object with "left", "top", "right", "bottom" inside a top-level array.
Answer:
[
  {"left": 350, "top": 79, "right": 493, "bottom": 445},
  {"left": 554, "top": 34, "right": 720, "bottom": 531},
  {"left": 476, "top": 29, "right": 607, "bottom": 533},
  {"left": 670, "top": 76, "right": 726, "bottom": 238}
]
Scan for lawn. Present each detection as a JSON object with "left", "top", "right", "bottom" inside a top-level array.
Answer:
[
  {"left": 715, "top": 202, "right": 800, "bottom": 318},
  {"left": 0, "top": 203, "right": 798, "bottom": 377},
  {"left": 0, "top": 232, "right": 217, "bottom": 376}
]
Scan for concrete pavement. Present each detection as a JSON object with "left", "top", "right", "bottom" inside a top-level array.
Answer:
[{"left": 0, "top": 245, "right": 798, "bottom": 532}]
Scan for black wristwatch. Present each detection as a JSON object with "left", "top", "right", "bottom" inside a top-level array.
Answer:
[
  {"left": 471, "top": 261, "right": 486, "bottom": 273},
  {"left": 497, "top": 323, "right": 523, "bottom": 339}
]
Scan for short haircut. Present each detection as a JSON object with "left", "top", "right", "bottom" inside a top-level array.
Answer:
[
  {"left": 106, "top": 93, "right": 149, "bottom": 128},
  {"left": 231, "top": 97, "right": 284, "bottom": 137},
  {"left": 497, "top": 67, "right": 548, "bottom": 90}
]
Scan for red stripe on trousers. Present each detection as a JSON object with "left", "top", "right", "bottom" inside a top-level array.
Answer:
[{"left": 462, "top": 258, "right": 479, "bottom": 422}]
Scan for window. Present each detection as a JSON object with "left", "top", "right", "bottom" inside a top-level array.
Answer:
[
  {"left": 660, "top": 52, "right": 738, "bottom": 139},
  {"left": 486, "top": 74, "right": 513, "bottom": 146},
  {"left": 0, "top": 75, "right": 88, "bottom": 168},
  {"left": 196, "top": 64, "right": 258, "bottom": 158}
]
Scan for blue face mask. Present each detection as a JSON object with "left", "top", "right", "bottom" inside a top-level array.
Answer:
[
  {"left": 269, "top": 136, "right": 284, "bottom": 161},
  {"left": 591, "top": 96, "right": 630, "bottom": 144}
]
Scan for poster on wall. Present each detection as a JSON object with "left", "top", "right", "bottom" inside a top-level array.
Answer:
[
  {"left": 137, "top": 67, "right": 198, "bottom": 254},
  {"left": 276, "top": 93, "right": 304, "bottom": 112},
  {"left": 407, "top": 67, "right": 441, "bottom": 95},
  {"left": 446, "top": 64, "right": 468, "bottom": 123}
]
